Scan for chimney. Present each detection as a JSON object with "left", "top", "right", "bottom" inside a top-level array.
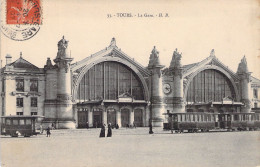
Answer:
[{"left": 6, "top": 54, "right": 12, "bottom": 65}]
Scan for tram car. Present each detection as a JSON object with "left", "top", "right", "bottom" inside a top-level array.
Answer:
[
  {"left": 218, "top": 113, "right": 260, "bottom": 131},
  {"left": 0, "top": 115, "right": 44, "bottom": 137},
  {"left": 164, "top": 112, "right": 260, "bottom": 133},
  {"left": 165, "top": 112, "right": 219, "bottom": 133}
]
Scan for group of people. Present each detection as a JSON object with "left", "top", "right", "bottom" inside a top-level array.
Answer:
[{"left": 99, "top": 123, "right": 112, "bottom": 138}]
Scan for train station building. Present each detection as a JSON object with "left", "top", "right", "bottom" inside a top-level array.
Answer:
[{"left": 0, "top": 37, "right": 260, "bottom": 128}]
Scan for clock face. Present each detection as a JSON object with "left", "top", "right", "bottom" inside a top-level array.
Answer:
[{"left": 163, "top": 83, "right": 171, "bottom": 94}]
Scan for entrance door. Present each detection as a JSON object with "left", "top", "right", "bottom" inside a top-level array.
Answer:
[
  {"left": 134, "top": 109, "right": 143, "bottom": 127},
  {"left": 93, "top": 108, "right": 102, "bottom": 128},
  {"left": 78, "top": 109, "right": 88, "bottom": 128},
  {"left": 121, "top": 108, "right": 130, "bottom": 127},
  {"left": 107, "top": 108, "right": 116, "bottom": 126}
]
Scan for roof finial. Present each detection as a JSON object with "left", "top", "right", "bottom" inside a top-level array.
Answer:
[
  {"left": 20, "top": 52, "right": 22, "bottom": 58},
  {"left": 210, "top": 49, "right": 215, "bottom": 57},
  {"left": 109, "top": 37, "right": 116, "bottom": 47}
]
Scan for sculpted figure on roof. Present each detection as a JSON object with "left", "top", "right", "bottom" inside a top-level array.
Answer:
[
  {"left": 148, "top": 46, "right": 161, "bottom": 67},
  {"left": 57, "top": 36, "right": 70, "bottom": 59},
  {"left": 237, "top": 56, "right": 249, "bottom": 74},
  {"left": 170, "top": 48, "right": 182, "bottom": 69}
]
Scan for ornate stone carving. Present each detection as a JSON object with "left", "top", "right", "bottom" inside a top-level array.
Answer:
[
  {"left": 237, "top": 56, "right": 249, "bottom": 74},
  {"left": 151, "top": 96, "right": 163, "bottom": 104},
  {"left": 170, "top": 48, "right": 182, "bottom": 69},
  {"left": 210, "top": 49, "right": 215, "bottom": 57},
  {"left": 57, "top": 94, "right": 72, "bottom": 101},
  {"left": 57, "top": 36, "right": 69, "bottom": 59},
  {"left": 241, "top": 99, "right": 251, "bottom": 109},
  {"left": 11, "top": 91, "right": 41, "bottom": 97},
  {"left": 169, "top": 48, "right": 183, "bottom": 78},
  {"left": 148, "top": 46, "right": 162, "bottom": 68},
  {"left": 44, "top": 58, "right": 55, "bottom": 70},
  {"left": 109, "top": 37, "right": 116, "bottom": 48}
]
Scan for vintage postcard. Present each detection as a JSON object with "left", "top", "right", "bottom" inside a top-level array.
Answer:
[{"left": 0, "top": 0, "right": 259, "bottom": 167}]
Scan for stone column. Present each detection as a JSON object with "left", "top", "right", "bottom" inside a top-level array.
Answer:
[
  {"left": 116, "top": 109, "right": 122, "bottom": 127},
  {"left": 148, "top": 46, "right": 165, "bottom": 127},
  {"left": 102, "top": 108, "right": 107, "bottom": 125},
  {"left": 169, "top": 49, "right": 185, "bottom": 113},
  {"left": 237, "top": 56, "right": 251, "bottom": 113},
  {"left": 88, "top": 107, "right": 93, "bottom": 127},
  {"left": 129, "top": 107, "right": 134, "bottom": 126},
  {"left": 54, "top": 36, "right": 75, "bottom": 129}
]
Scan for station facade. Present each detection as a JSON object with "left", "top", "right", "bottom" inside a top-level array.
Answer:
[{"left": 0, "top": 37, "right": 260, "bottom": 128}]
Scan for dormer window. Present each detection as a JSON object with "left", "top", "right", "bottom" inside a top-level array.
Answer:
[{"left": 16, "top": 79, "right": 24, "bottom": 92}]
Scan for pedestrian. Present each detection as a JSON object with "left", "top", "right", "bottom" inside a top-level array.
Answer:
[
  {"left": 99, "top": 124, "right": 105, "bottom": 138},
  {"left": 40, "top": 124, "right": 43, "bottom": 134},
  {"left": 51, "top": 123, "right": 55, "bottom": 130},
  {"left": 107, "top": 123, "right": 112, "bottom": 137},
  {"left": 46, "top": 127, "right": 51, "bottom": 137},
  {"left": 149, "top": 123, "right": 153, "bottom": 134},
  {"left": 133, "top": 121, "right": 136, "bottom": 129},
  {"left": 115, "top": 124, "right": 119, "bottom": 129},
  {"left": 86, "top": 122, "right": 89, "bottom": 129},
  {"left": 95, "top": 121, "right": 98, "bottom": 128}
]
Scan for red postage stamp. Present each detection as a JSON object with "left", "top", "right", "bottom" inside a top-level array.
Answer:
[
  {"left": 0, "top": 0, "right": 42, "bottom": 41},
  {"left": 6, "top": 0, "right": 41, "bottom": 25}
]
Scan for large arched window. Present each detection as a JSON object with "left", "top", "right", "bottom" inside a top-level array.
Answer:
[
  {"left": 186, "top": 69, "right": 235, "bottom": 103},
  {"left": 77, "top": 61, "right": 144, "bottom": 101}
]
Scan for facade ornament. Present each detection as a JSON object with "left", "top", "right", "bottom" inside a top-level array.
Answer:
[
  {"left": 148, "top": 46, "right": 161, "bottom": 68},
  {"left": 210, "top": 49, "right": 215, "bottom": 57},
  {"left": 44, "top": 57, "right": 55, "bottom": 69},
  {"left": 65, "top": 62, "right": 70, "bottom": 73},
  {"left": 237, "top": 55, "right": 249, "bottom": 74},
  {"left": 170, "top": 48, "right": 182, "bottom": 69},
  {"left": 109, "top": 37, "right": 116, "bottom": 47},
  {"left": 56, "top": 36, "right": 70, "bottom": 59},
  {"left": 169, "top": 48, "right": 183, "bottom": 78}
]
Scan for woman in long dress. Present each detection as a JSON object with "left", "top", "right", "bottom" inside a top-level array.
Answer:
[
  {"left": 99, "top": 124, "right": 105, "bottom": 137},
  {"left": 107, "top": 123, "right": 112, "bottom": 137}
]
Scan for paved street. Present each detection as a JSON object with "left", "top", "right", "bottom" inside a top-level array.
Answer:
[{"left": 1, "top": 128, "right": 260, "bottom": 167}]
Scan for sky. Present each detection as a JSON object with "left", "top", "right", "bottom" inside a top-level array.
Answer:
[{"left": 1, "top": 0, "right": 260, "bottom": 78}]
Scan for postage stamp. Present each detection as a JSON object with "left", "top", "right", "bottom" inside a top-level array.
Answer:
[{"left": 0, "top": 0, "right": 42, "bottom": 41}]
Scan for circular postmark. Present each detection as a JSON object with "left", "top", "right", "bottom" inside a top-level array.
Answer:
[{"left": 0, "top": 0, "right": 42, "bottom": 41}]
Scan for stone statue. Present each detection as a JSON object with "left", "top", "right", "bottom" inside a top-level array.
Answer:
[
  {"left": 148, "top": 46, "right": 161, "bottom": 67},
  {"left": 109, "top": 37, "right": 116, "bottom": 47},
  {"left": 170, "top": 48, "right": 182, "bottom": 69},
  {"left": 57, "top": 36, "right": 69, "bottom": 58},
  {"left": 237, "top": 56, "right": 248, "bottom": 74}
]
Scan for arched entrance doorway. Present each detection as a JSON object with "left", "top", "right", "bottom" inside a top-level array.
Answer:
[
  {"left": 134, "top": 109, "right": 143, "bottom": 127},
  {"left": 78, "top": 109, "right": 88, "bottom": 128},
  {"left": 93, "top": 108, "right": 102, "bottom": 128},
  {"left": 121, "top": 108, "right": 130, "bottom": 127},
  {"left": 107, "top": 108, "right": 116, "bottom": 126}
]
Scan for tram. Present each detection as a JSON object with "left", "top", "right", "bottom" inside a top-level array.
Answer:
[
  {"left": 0, "top": 115, "right": 44, "bottom": 137},
  {"left": 164, "top": 112, "right": 260, "bottom": 133}
]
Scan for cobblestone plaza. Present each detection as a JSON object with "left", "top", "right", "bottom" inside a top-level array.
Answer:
[{"left": 1, "top": 128, "right": 259, "bottom": 167}]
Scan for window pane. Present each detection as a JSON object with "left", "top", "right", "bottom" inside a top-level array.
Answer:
[
  {"left": 13, "top": 120, "right": 18, "bottom": 125},
  {"left": 20, "top": 119, "right": 25, "bottom": 125},
  {"left": 6, "top": 119, "right": 11, "bottom": 125},
  {"left": 186, "top": 69, "right": 235, "bottom": 103},
  {"left": 77, "top": 61, "right": 144, "bottom": 101},
  {"left": 16, "top": 98, "right": 23, "bottom": 107},
  {"left": 30, "top": 80, "right": 38, "bottom": 92},
  {"left": 16, "top": 79, "right": 24, "bottom": 91},
  {"left": 31, "top": 97, "right": 37, "bottom": 107},
  {"left": 26, "top": 119, "right": 32, "bottom": 125}
]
